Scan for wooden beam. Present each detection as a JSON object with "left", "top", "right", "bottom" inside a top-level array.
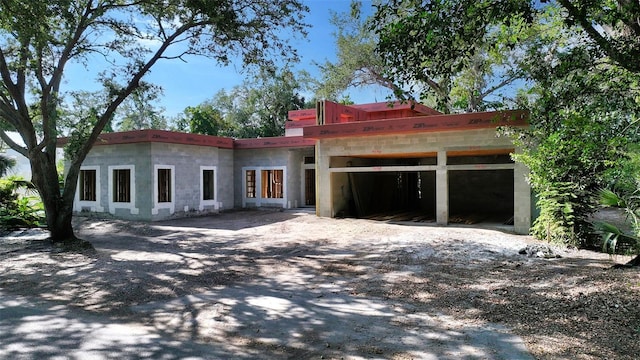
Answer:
[
  {"left": 285, "top": 119, "right": 316, "bottom": 129},
  {"left": 288, "top": 108, "right": 316, "bottom": 121},
  {"left": 330, "top": 165, "right": 438, "bottom": 173},
  {"left": 447, "top": 148, "right": 514, "bottom": 157}
]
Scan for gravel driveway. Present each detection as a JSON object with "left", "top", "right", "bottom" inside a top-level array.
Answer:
[{"left": 1, "top": 209, "right": 638, "bottom": 359}]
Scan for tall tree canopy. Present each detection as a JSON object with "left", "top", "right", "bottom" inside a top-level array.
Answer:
[
  {"left": 116, "top": 84, "right": 167, "bottom": 131},
  {"left": 372, "top": 0, "right": 533, "bottom": 112},
  {"left": 372, "top": 0, "right": 640, "bottom": 247},
  {"left": 313, "top": 1, "right": 400, "bottom": 102},
  {"left": 0, "top": 0, "right": 308, "bottom": 244},
  {"left": 180, "top": 67, "right": 310, "bottom": 138}
]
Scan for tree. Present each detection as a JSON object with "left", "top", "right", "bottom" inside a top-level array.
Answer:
[
  {"left": 314, "top": 1, "right": 402, "bottom": 101},
  {"left": 183, "top": 67, "right": 309, "bottom": 139},
  {"left": 181, "top": 102, "right": 236, "bottom": 136},
  {"left": 509, "top": 3, "right": 640, "bottom": 247},
  {"left": 0, "top": 154, "right": 14, "bottom": 177},
  {"left": 372, "top": 0, "right": 533, "bottom": 112},
  {"left": 116, "top": 84, "right": 167, "bottom": 131},
  {"left": 249, "top": 68, "right": 308, "bottom": 137},
  {"left": 0, "top": 0, "right": 308, "bottom": 245},
  {"left": 556, "top": 0, "right": 640, "bottom": 74}
]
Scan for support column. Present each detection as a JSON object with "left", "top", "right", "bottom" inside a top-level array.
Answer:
[
  {"left": 513, "top": 159, "right": 532, "bottom": 234},
  {"left": 436, "top": 150, "right": 448, "bottom": 225}
]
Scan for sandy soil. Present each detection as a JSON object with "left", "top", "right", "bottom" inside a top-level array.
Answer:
[{"left": 1, "top": 209, "right": 639, "bottom": 359}]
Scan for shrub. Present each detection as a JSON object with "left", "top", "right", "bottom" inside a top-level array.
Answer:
[{"left": 0, "top": 177, "right": 46, "bottom": 230}]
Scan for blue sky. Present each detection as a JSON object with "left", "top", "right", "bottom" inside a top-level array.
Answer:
[{"left": 63, "top": 0, "right": 391, "bottom": 118}]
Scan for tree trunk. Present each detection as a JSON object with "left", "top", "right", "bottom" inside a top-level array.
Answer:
[{"left": 29, "top": 148, "right": 87, "bottom": 247}]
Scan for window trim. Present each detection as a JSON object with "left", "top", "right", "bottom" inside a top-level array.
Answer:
[
  {"left": 199, "top": 166, "right": 219, "bottom": 210},
  {"left": 152, "top": 164, "right": 175, "bottom": 215},
  {"left": 108, "top": 165, "right": 138, "bottom": 215},
  {"left": 74, "top": 165, "right": 103, "bottom": 212}
]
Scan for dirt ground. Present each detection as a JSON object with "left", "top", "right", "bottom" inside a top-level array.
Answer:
[{"left": 1, "top": 209, "right": 639, "bottom": 359}]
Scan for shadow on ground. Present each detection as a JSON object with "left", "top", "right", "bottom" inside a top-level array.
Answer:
[{"left": 1, "top": 210, "right": 637, "bottom": 359}]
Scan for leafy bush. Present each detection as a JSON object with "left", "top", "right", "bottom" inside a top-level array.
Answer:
[
  {"left": 0, "top": 177, "right": 46, "bottom": 230},
  {"left": 530, "top": 182, "right": 595, "bottom": 246},
  {"left": 594, "top": 188, "right": 640, "bottom": 257}
]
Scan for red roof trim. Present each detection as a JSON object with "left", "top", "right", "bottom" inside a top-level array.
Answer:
[
  {"left": 234, "top": 136, "right": 315, "bottom": 149},
  {"left": 303, "top": 110, "right": 528, "bottom": 139},
  {"left": 58, "top": 129, "right": 234, "bottom": 149}
]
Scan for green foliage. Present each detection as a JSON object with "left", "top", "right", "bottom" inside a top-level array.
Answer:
[
  {"left": 0, "top": 0, "right": 309, "bottom": 241},
  {"left": 0, "top": 154, "right": 16, "bottom": 178},
  {"left": 116, "top": 84, "right": 168, "bottom": 131},
  {"left": 372, "top": 0, "right": 534, "bottom": 113},
  {"left": 594, "top": 188, "right": 640, "bottom": 257},
  {"left": 178, "top": 67, "right": 309, "bottom": 138},
  {"left": 313, "top": 1, "right": 399, "bottom": 101},
  {"left": 529, "top": 182, "right": 592, "bottom": 246},
  {"left": 0, "top": 177, "right": 45, "bottom": 230},
  {"left": 183, "top": 104, "right": 236, "bottom": 136},
  {"left": 498, "top": 1, "right": 640, "bottom": 247}
]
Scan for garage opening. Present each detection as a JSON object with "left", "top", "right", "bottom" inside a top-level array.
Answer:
[
  {"left": 447, "top": 151, "right": 515, "bottom": 225},
  {"left": 331, "top": 155, "right": 437, "bottom": 222}
]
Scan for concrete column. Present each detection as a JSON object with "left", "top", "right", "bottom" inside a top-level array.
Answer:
[
  {"left": 315, "top": 141, "right": 332, "bottom": 217},
  {"left": 513, "top": 160, "right": 531, "bottom": 234},
  {"left": 436, "top": 150, "right": 448, "bottom": 225}
]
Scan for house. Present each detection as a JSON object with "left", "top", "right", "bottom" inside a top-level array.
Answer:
[{"left": 65, "top": 100, "right": 531, "bottom": 234}]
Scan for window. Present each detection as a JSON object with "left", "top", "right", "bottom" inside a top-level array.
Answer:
[
  {"left": 246, "top": 170, "right": 256, "bottom": 198},
  {"left": 79, "top": 169, "right": 96, "bottom": 201},
  {"left": 157, "top": 168, "right": 172, "bottom": 203},
  {"left": 113, "top": 169, "right": 131, "bottom": 202},
  {"left": 202, "top": 169, "right": 215, "bottom": 200},
  {"left": 261, "top": 169, "right": 283, "bottom": 198}
]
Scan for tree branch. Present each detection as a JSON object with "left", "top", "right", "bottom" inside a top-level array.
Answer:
[{"left": 0, "top": 129, "right": 27, "bottom": 156}]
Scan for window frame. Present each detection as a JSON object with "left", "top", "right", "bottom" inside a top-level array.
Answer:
[
  {"left": 152, "top": 164, "right": 175, "bottom": 215},
  {"left": 108, "top": 165, "right": 138, "bottom": 215},
  {"left": 199, "top": 166, "right": 219, "bottom": 210},
  {"left": 261, "top": 169, "right": 284, "bottom": 199},
  {"left": 74, "top": 165, "right": 103, "bottom": 212},
  {"left": 242, "top": 166, "right": 287, "bottom": 208},
  {"left": 245, "top": 169, "right": 256, "bottom": 199}
]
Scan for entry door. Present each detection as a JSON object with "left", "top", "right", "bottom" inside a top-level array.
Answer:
[{"left": 305, "top": 168, "right": 316, "bottom": 206}]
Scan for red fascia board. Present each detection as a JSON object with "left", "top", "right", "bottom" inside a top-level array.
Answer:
[
  {"left": 57, "top": 129, "right": 234, "bottom": 149},
  {"left": 303, "top": 110, "right": 528, "bottom": 139},
  {"left": 234, "top": 136, "right": 315, "bottom": 149},
  {"left": 322, "top": 100, "right": 369, "bottom": 124},
  {"left": 285, "top": 119, "right": 317, "bottom": 129},
  {"left": 288, "top": 108, "right": 316, "bottom": 121},
  {"left": 350, "top": 101, "right": 442, "bottom": 115}
]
